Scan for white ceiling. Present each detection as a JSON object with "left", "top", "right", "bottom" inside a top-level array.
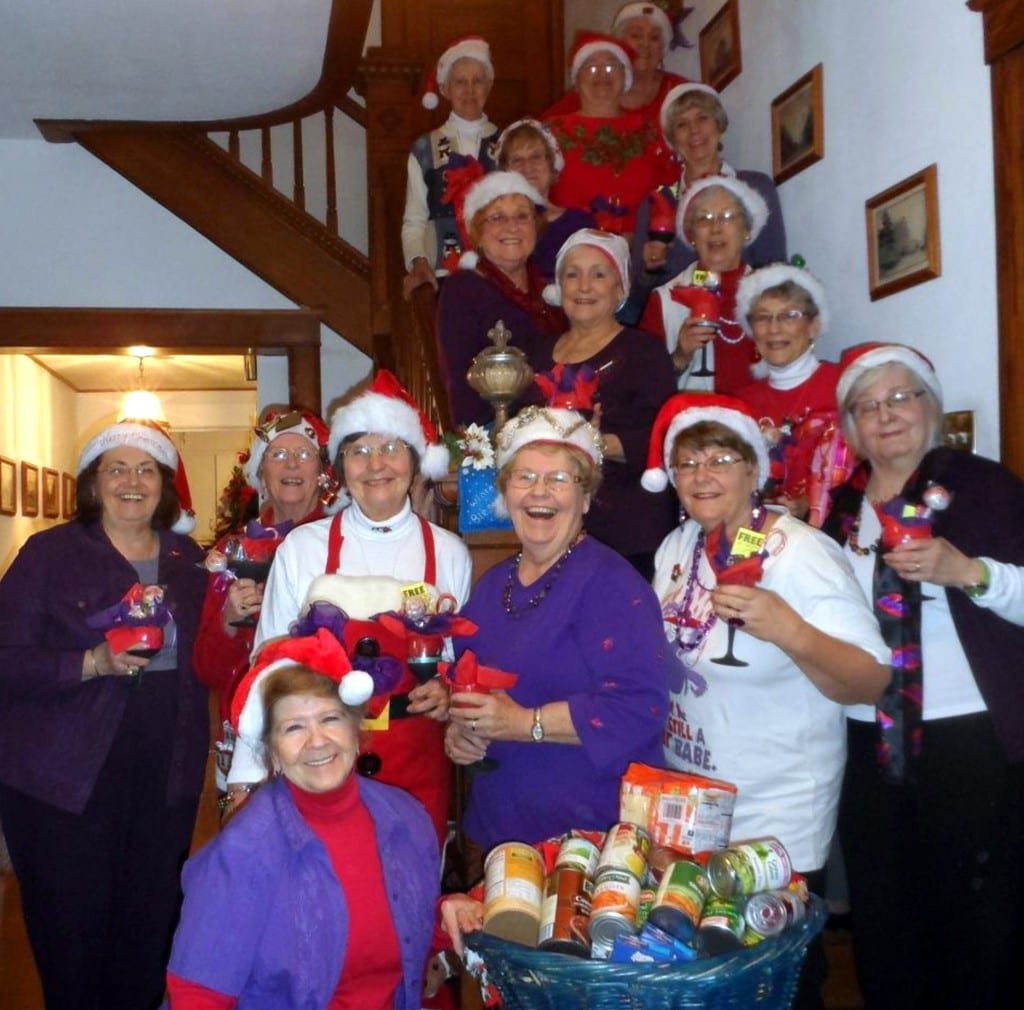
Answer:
[
  {"left": 32, "top": 353, "right": 254, "bottom": 392},
  {"left": 0, "top": 0, "right": 332, "bottom": 139}
]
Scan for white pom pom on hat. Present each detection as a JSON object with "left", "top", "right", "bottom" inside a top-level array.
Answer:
[
  {"left": 422, "top": 35, "right": 494, "bottom": 110},
  {"left": 676, "top": 175, "right": 769, "bottom": 249},
  {"left": 735, "top": 263, "right": 830, "bottom": 336},
  {"left": 641, "top": 393, "right": 770, "bottom": 493}
]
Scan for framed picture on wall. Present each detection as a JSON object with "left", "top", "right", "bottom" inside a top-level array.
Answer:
[
  {"left": 865, "top": 164, "right": 942, "bottom": 301},
  {"left": 42, "top": 467, "right": 60, "bottom": 518},
  {"left": 62, "top": 472, "right": 77, "bottom": 519},
  {"left": 699, "top": 1, "right": 742, "bottom": 92},
  {"left": 771, "top": 64, "right": 824, "bottom": 184},
  {"left": 0, "top": 456, "right": 16, "bottom": 516},
  {"left": 21, "top": 462, "right": 39, "bottom": 517}
]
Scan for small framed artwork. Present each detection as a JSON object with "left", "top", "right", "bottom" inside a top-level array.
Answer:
[
  {"left": 771, "top": 64, "right": 824, "bottom": 185},
  {"left": 21, "top": 462, "right": 39, "bottom": 517},
  {"left": 699, "top": 1, "right": 742, "bottom": 92},
  {"left": 62, "top": 472, "right": 77, "bottom": 519},
  {"left": 42, "top": 467, "right": 60, "bottom": 519},
  {"left": 865, "top": 164, "right": 942, "bottom": 301},
  {"left": 0, "top": 456, "right": 16, "bottom": 516}
]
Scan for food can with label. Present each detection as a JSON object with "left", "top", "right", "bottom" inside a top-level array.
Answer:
[
  {"left": 554, "top": 833, "right": 601, "bottom": 877},
  {"left": 744, "top": 888, "right": 806, "bottom": 938},
  {"left": 646, "top": 859, "right": 709, "bottom": 942},
  {"left": 483, "top": 842, "right": 545, "bottom": 945},
  {"left": 588, "top": 867, "right": 642, "bottom": 945},
  {"left": 636, "top": 887, "right": 656, "bottom": 929},
  {"left": 707, "top": 837, "right": 792, "bottom": 898},
  {"left": 537, "top": 866, "right": 593, "bottom": 956},
  {"left": 696, "top": 895, "right": 746, "bottom": 955},
  {"left": 596, "top": 822, "right": 651, "bottom": 882}
]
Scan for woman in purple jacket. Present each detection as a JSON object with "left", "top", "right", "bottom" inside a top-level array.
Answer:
[{"left": 0, "top": 420, "right": 207, "bottom": 1010}]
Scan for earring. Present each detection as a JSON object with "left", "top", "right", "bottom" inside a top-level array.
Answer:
[{"left": 678, "top": 504, "right": 689, "bottom": 526}]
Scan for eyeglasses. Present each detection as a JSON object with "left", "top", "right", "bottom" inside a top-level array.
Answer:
[
  {"left": 99, "top": 464, "right": 160, "bottom": 481},
  {"left": 267, "top": 447, "right": 318, "bottom": 464},
  {"left": 507, "top": 151, "right": 548, "bottom": 170},
  {"left": 343, "top": 440, "right": 408, "bottom": 462},
  {"left": 507, "top": 469, "right": 584, "bottom": 491},
  {"left": 481, "top": 210, "right": 535, "bottom": 228},
  {"left": 849, "top": 388, "right": 926, "bottom": 420},
  {"left": 671, "top": 454, "right": 746, "bottom": 477},
  {"left": 691, "top": 209, "right": 745, "bottom": 229},
  {"left": 748, "top": 309, "right": 812, "bottom": 328},
  {"left": 580, "top": 62, "right": 624, "bottom": 77}
]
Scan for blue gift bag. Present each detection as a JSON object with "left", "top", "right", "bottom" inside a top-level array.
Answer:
[{"left": 457, "top": 466, "right": 511, "bottom": 533}]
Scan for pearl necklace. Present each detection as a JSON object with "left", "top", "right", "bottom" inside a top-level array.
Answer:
[{"left": 503, "top": 535, "right": 584, "bottom": 618}]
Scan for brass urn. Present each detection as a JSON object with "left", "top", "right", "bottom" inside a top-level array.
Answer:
[{"left": 465, "top": 320, "right": 534, "bottom": 432}]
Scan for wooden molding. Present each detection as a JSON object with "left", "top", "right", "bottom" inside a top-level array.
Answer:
[{"left": 967, "top": 0, "right": 1024, "bottom": 62}]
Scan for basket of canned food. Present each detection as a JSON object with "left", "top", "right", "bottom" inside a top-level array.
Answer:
[{"left": 462, "top": 763, "right": 827, "bottom": 1010}]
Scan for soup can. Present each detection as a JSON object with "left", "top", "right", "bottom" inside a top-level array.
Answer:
[
  {"left": 744, "top": 889, "right": 806, "bottom": 938},
  {"left": 537, "top": 866, "right": 593, "bottom": 957},
  {"left": 597, "top": 822, "right": 651, "bottom": 882},
  {"left": 707, "top": 837, "right": 792, "bottom": 898},
  {"left": 646, "top": 859, "right": 709, "bottom": 942},
  {"left": 555, "top": 833, "right": 601, "bottom": 877},
  {"left": 696, "top": 895, "right": 746, "bottom": 955},
  {"left": 589, "top": 867, "right": 642, "bottom": 945},
  {"left": 483, "top": 842, "right": 545, "bottom": 946}
]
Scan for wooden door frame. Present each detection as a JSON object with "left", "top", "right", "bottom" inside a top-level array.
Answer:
[{"left": 0, "top": 307, "right": 322, "bottom": 413}]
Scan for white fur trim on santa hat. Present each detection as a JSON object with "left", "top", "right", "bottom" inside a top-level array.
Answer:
[
  {"left": 496, "top": 118, "right": 565, "bottom": 174},
  {"left": 659, "top": 82, "right": 722, "bottom": 145},
  {"left": 641, "top": 404, "right": 770, "bottom": 493},
  {"left": 735, "top": 263, "right": 830, "bottom": 336},
  {"left": 836, "top": 344, "right": 943, "bottom": 408},
  {"left": 78, "top": 421, "right": 177, "bottom": 474},
  {"left": 612, "top": 2, "right": 674, "bottom": 49},
  {"left": 676, "top": 175, "right": 769, "bottom": 249},
  {"left": 461, "top": 172, "right": 545, "bottom": 234},
  {"left": 328, "top": 392, "right": 450, "bottom": 481},
  {"left": 570, "top": 40, "right": 634, "bottom": 93},
  {"left": 244, "top": 413, "right": 326, "bottom": 491},
  {"left": 423, "top": 36, "right": 494, "bottom": 110},
  {"left": 301, "top": 573, "right": 409, "bottom": 622},
  {"left": 545, "top": 229, "right": 632, "bottom": 308},
  {"left": 496, "top": 406, "right": 604, "bottom": 469}
]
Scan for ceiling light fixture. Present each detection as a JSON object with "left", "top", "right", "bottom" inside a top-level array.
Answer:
[
  {"left": 243, "top": 348, "right": 258, "bottom": 382},
  {"left": 121, "top": 348, "right": 166, "bottom": 422}
]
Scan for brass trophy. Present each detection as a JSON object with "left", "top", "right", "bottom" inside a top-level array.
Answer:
[{"left": 466, "top": 320, "right": 534, "bottom": 433}]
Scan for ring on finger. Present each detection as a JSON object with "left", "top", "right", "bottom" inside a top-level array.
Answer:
[{"left": 471, "top": 718, "right": 478, "bottom": 733}]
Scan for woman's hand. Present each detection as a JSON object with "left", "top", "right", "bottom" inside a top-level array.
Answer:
[
  {"left": 884, "top": 537, "right": 980, "bottom": 588},
  {"left": 222, "top": 578, "right": 263, "bottom": 631},
  {"left": 711, "top": 585, "right": 802, "bottom": 646},
  {"left": 90, "top": 641, "right": 153, "bottom": 679},
  {"left": 402, "top": 257, "right": 438, "bottom": 299},
  {"left": 440, "top": 894, "right": 485, "bottom": 957},
  {"left": 445, "top": 719, "right": 489, "bottom": 765},
  {"left": 642, "top": 240, "right": 669, "bottom": 272},
  {"left": 449, "top": 689, "right": 529, "bottom": 742},
  {"left": 673, "top": 318, "right": 716, "bottom": 372},
  {"left": 407, "top": 677, "right": 450, "bottom": 721}
]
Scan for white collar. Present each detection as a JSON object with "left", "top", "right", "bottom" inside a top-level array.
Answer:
[
  {"left": 345, "top": 498, "right": 414, "bottom": 537},
  {"left": 448, "top": 111, "right": 489, "bottom": 134},
  {"left": 766, "top": 348, "right": 819, "bottom": 391}
]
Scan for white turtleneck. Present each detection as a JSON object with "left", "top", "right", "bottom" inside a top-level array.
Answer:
[{"left": 762, "top": 347, "right": 820, "bottom": 391}]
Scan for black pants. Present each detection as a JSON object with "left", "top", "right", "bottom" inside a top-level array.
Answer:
[
  {"left": 840, "top": 714, "right": 1024, "bottom": 1010},
  {"left": 0, "top": 670, "right": 200, "bottom": 1010}
]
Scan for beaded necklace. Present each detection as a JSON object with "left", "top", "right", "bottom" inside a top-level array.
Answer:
[
  {"left": 845, "top": 500, "right": 880, "bottom": 557},
  {"left": 503, "top": 534, "right": 584, "bottom": 618}
]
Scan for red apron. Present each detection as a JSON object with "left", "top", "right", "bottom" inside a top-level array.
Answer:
[{"left": 325, "top": 512, "right": 451, "bottom": 842}]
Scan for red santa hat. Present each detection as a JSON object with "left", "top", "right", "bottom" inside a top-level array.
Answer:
[
  {"left": 244, "top": 408, "right": 330, "bottom": 491},
  {"left": 78, "top": 419, "right": 195, "bottom": 534},
  {"left": 735, "top": 263, "right": 830, "bottom": 336},
  {"left": 659, "top": 82, "right": 723, "bottom": 145},
  {"left": 422, "top": 35, "right": 494, "bottom": 111},
  {"left": 612, "top": 2, "right": 674, "bottom": 50},
  {"left": 568, "top": 31, "right": 635, "bottom": 93},
  {"left": 328, "top": 370, "right": 450, "bottom": 480},
  {"left": 495, "top": 118, "right": 565, "bottom": 174},
  {"left": 230, "top": 629, "right": 374, "bottom": 746},
  {"left": 641, "top": 393, "right": 770, "bottom": 493},
  {"left": 677, "top": 175, "right": 769, "bottom": 249},
  {"left": 836, "top": 342, "right": 943, "bottom": 408},
  {"left": 457, "top": 171, "right": 546, "bottom": 269},
  {"left": 495, "top": 405, "right": 604, "bottom": 469},
  {"left": 543, "top": 228, "right": 632, "bottom": 307}
]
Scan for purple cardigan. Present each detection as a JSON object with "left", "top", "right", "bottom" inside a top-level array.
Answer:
[
  {"left": 458, "top": 536, "right": 675, "bottom": 849},
  {"left": 167, "top": 774, "right": 439, "bottom": 1010},
  {"left": 0, "top": 520, "right": 207, "bottom": 813}
]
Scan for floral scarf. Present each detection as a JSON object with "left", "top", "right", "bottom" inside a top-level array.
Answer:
[{"left": 476, "top": 256, "right": 566, "bottom": 336}]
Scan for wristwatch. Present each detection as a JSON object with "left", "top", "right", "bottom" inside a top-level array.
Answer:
[
  {"left": 531, "top": 706, "right": 545, "bottom": 743},
  {"left": 964, "top": 559, "right": 991, "bottom": 599}
]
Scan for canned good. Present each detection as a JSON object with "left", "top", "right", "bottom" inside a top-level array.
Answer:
[
  {"left": 707, "top": 838, "right": 792, "bottom": 898},
  {"left": 483, "top": 842, "right": 545, "bottom": 946},
  {"left": 636, "top": 888, "right": 656, "bottom": 928},
  {"left": 555, "top": 833, "right": 600, "bottom": 877},
  {"left": 744, "top": 889, "right": 807, "bottom": 938},
  {"left": 696, "top": 895, "right": 746, "bottom": 955},
  {"left": 597, "top": 822, "right": 651, "bottom": 882},
  {"left": 538, "top": 867, "right": 592, "bottom": 956},
  {"left": 646, "top": 859, "right": 709, "bottom": 942},
  {"left": 589, "top": 867, "right": 642, "bottom": 945},
  {"left": 589, "top": 936, "right": 614, "bottom": 961}
]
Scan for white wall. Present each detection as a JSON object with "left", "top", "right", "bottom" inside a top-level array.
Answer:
[{"left": 563, "top": 0, "right": 999, "bottom": 458}]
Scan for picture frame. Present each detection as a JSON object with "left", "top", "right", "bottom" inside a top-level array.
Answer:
[
  {"left": 0, "top": 455, "right": 16, "bottom": 516},
  {"left": 21, "top": 462, "right": 39, "bottom": 517},
  {"left": 42, "top": 467, "right": 60, "bottom": 519},
  {"left": 62, "top": 472, "right": 77, "bottom": 519},
  {"left": 771, "top": 64, "right": 824, "bottom": 185},
  {"left": 699, "top": 1, "right": 742, "bottom": 92},
  {"left": 865, "top": 164, "right": 941, "bottom": 301}
]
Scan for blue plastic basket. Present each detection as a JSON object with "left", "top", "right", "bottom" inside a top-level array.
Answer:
[{"left": 464, "top": 895, "right": 826, "bottom": 1010}]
